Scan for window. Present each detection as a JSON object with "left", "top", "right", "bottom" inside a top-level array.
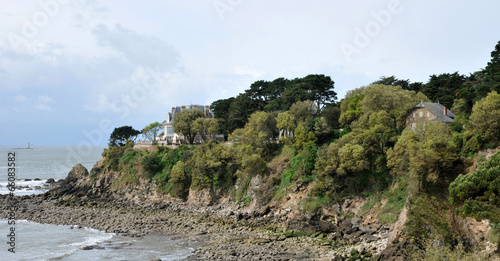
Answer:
[
  {"left": 413, "top": 113, "right": 416, "bottom": 118},
  {"left": 167, "top": 126, "right": 174, "bottom": 135},
  {"left": 427, "top": 112, "right": 430, "bottom": 118},
  {"left": 419, "top": 111, "right": 423, "bottom": 117}
]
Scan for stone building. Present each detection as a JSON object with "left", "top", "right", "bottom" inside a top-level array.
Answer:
[{"left": 406, "top": 101, "right": 456, "bottom": 129}]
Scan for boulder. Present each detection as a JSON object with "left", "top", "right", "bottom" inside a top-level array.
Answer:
[{"left": 67, "top": 164, "right": 89, "bottom": 182}]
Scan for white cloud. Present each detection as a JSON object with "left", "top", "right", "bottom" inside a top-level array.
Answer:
[
  {"left": 36, "top": 95, "right": 53, "bottom": 111},
  {"left": 15, "top": 94, "right": 27, "bottom": 102},
  {"left": 36, "top": 104, "right": 52, "bottom": 111},
  {"left": 233, "top": 66, "right": 263, "bottom": 79},
  {"left": 92, "top": 23, "right": 180, "bottom": 69},
  {"left": 83, "top": 94, "right": 119, "bottom": 112},
  {"left": 38, "top": 95, "right": 53, "bottom": 103}
]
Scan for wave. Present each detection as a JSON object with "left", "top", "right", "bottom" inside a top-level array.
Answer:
[{"left": 0, "top": 179, "right": 52, "bottom": 195}]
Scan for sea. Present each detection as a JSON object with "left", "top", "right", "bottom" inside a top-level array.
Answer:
[{"left": 0, "top": 146, "right": 194, "bottom": 261}]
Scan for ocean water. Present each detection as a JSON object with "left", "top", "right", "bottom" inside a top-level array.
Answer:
[
  {"left": 0, "top": 146, "right": 194, "bottom": 260},
  {"left": 0, "top": 146, "right": 104, "bottom": 195}
]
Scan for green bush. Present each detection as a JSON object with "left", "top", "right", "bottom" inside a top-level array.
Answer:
[
  {"left": 449, "top": 151, "right": 500, "bottom": 223},
  {"left": 169, "top": 161, "right": 191, "bottom": 199},
  {"left": 141, "top": 153, "right": 164, "bottom": 178}
]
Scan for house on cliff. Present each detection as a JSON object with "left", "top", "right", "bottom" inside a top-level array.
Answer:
[
  {"left": 405, "top": 101, "right": 456, "bottom": 129},
  {"left": 161, "top": 104, "right": 214, "bottom": 144}
]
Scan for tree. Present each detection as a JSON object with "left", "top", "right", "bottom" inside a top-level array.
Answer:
[
  {"left": 227, "top": 93, "right": 257, "bottom": 132},
  {"left": 289, "top": 100, "right": 317, "bottom": 123},
  {"left": 193, "top": 118, "right": 221, "bottom": 141},
  {"left": 229, "top": 111, "right": 278, "bottom": 155},
  {"left": 339, "top": 87, "right": 365, "bottom": 126},
  {"left": 170, "top": 161, "right": 191, "bottom": 199},
  {"left": 423, "top": 72, "right": 466, "bottom": 109},
  {"left": 484, "top": 40, "right": 500, "bottom": 93},
  {"left": 372, "top": 75, "right": 410, "bottom": 90},
  {"left": 245, "top": 80, "right": 270, "bottom": 111},
  {"left": 211, "top": 97, "right": 235, "bottom": 140},
  {"left": 276, "top": 111, "right": 296, "bottom": 138},
  {"left": 189, "top": 142, "right": 234, "bottom": 194},
  {"left": 264, "top": 77, "right": 291, "bottom": 111},
  {"left": 467, "top": 91, "right": 500, "bottom": 147},
  {"left": 108, "top": 126, "right": 141, "bottom": 147},
  {"left": 302, "top": 74, "right": 337, "bottom": 114},
  {"left": 321, "top": 103, "right": 341, "bottom": 130},
  {"left": 173, "top": 108, "right": 205, "bottom": 144},
  {"left": 142, "top": 122, "right": 163, "bottom": 144},
  {"left": 293, "top": 122, "right": 316, "bottom": 151},
  {"left": 387, "top": 123, "right": 463, "bottom": 192}
]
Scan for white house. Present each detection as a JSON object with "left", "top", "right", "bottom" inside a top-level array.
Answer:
[{"left": 161, "top": 104, "right": 214, "bottom": 144}]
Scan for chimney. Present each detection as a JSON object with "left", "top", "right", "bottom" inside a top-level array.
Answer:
[{"left": 443, "top": 106, "right": 447, "bottom": 116}]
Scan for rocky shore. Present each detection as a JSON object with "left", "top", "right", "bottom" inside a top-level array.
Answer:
[
  {"left": 0, "top": 191, "right": 402, "bottom": 260},
  {"left": 0, "top": 164, "right": 406, "bottom": 260}
]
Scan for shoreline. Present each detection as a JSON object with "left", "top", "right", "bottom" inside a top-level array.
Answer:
[{"left": 0, "top": 194, "right": 338, "bottom": 260}]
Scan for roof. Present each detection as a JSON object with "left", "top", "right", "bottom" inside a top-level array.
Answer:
[
  {"left": 165, "top": 104, "right": 214, "bottom": 124},
  {"left": 414, "top": 101, "right": 456, "bottom": 123}
]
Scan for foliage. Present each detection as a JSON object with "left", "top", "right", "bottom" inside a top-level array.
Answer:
[
  {"left": 407, "top": 239, "right": 487, "bottom": 261},
  {"left": 422, "top": 72, "right": 466, "bottom": 109},
  {"left": 189, "top": 141, "right": 236, "bottom": 191},
  {"left": 142, "top": 122, "right": 163, "bottom": 143},
  {"left": 339, "top": 87, "right": 365, "bottom": 126},
  {"left": 484, "top": 40, "right": 500, "bottom": 93},
  {"left": 321, "top": 103, "right": 341, "bottom": 130},
  {"left": 102, "top": 140, "right": 135, "bottom": 170},
  {"left": 229, "top": 111, "right": 278, "bottom": 156},
  {"left": 141, "top": 152, "right": 164, "bottom": 179},
  {"left": 193, "top": 117, "right": 221, "bottom": 141},
  {"left": 276, "top": 111, "right": 296, "bottom": 138},
  {"left": 211, "top": 97, "right": 235, "bottom": 140},
  {"left": 299, "top": 196, "right": 328, "bottom": 214},
  {"left": 275, "top": 145, "right": 317, "bottom": 198},
  {"left": 449, "top": 151, "right": 500, "bottom": 223},
  {"left": 212, "top": 75, "right": 338, "bottom": 137},
  {"left": 173, "top": 108, "right": 205, "bottom": 144},
  {"left": 387, "top": 123, "right": 463, "bottom": 192},
  {"left": 372, "top": 75, "right": 411, "bottom": 90},
  {"left": 169, "top": 161, "right": 190, "bottom": 199},
  {"left": 289, "top": 100, "right": 317, "bottom": 122},
  {"left": 293, "top": 122, "right": 316, "bottom": 151},
  {"left": 360, "top": 84, "right": 429, "bottom": 129},
  {"left": 377, "top": 184, "right": 407, "bottom": 223},
  {"left": 108, "top": 126, "right": 141, "bottom": 147},
  {"left": 467, "top": 91, "right": 500, "bottom": 149}
]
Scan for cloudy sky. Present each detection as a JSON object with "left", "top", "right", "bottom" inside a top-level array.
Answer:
[{"left": 0, "top": 0, "right": 499, "bottom": 146}]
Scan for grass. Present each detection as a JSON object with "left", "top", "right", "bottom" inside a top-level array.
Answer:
[
  {"left": 378, "top": 184, "right": 406, "bottom": 223},
  {"left": 357, "top": 179, "right": 407, "bottom": 224},
  {"left": 298, "top": 196, "right": 328, "bottom": 214}
]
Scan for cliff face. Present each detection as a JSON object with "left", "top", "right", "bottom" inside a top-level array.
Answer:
[{"left": 45, "top": 144, "right": 500, "bottom": 260}]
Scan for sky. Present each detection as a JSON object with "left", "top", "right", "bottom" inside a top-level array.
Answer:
[{"left": 0, "top": 0, "right": 499, "bottom": 146}]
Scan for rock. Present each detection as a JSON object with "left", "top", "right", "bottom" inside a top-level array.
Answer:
[
  {"left": 359, "top": 225, "right": 377, "bottom": 234},
  {"left": 34, "top": 178, "right": 41, "bottom": 181},
  {"left": 25, "top": 179, "right": 32, "bottom": 181},
  {"left": 67, "top": 164, "right": 89, "bottom": 182},
  {"left": 351, "top": 216, "right": 361, "bottom": 227},
  {"left": 364, "top": 235, "right": 379, "bottom": 243},
  {"left": 81, "top": 245, "right": 104, "bottom": 250}
]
